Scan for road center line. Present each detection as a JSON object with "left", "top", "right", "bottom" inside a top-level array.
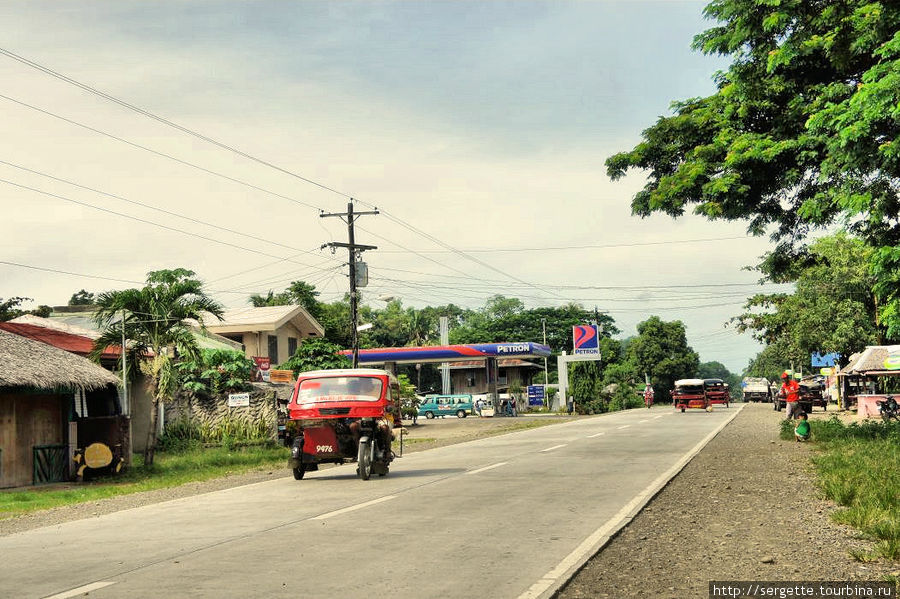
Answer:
[
  {"left": 44, "top": 582, "right": 117, "bottom": 599},
  {"left": 617, "top": 425, "right": 631, "bottom": 430},
  {"left": 312, "top": 495, "right": 397, "bottom": 520},
  {"left": 587, "top": 432, "right": 605, "bottom": 438},
  {"left": 540, "top": 444, "right": 567, "bottom": 453},
  {"left": 467, "top": 461, "right": 508, "bottom": 475}
]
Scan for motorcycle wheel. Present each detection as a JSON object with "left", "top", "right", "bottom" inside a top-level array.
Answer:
[
  {"left": 357, "top": 438, "right": 374, "bottom": 480},
  {"left": 292, "top": 465, "right": 306, "bottom": 480}
]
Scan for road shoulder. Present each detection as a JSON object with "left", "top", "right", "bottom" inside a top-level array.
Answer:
[{"left": 558, "top": 403, "right": 897, "bottom": 598}]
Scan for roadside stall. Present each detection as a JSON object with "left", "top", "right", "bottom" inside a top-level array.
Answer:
[{"left": 837, "top": 345, "right": 900, "bottom": 416}]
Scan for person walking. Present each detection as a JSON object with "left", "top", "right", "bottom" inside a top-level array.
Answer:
[{"left": 778, "top": 371, "right": 801, "bottom": 419}]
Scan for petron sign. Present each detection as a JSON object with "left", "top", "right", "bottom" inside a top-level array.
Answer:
[
  {"left": 572, "top": 325, "right": 600, "bottom": 355},
  {"left": 343, "top": 342, "right": 551, "bottom": 365}
]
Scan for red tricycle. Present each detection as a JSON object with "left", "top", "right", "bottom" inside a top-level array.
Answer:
[
  {"left": 703, "top": 378, "right": 730, "bottom": 407},
  {"left": 672, "top": 378, "right": 710, "bottom": 412},
  {"left": 287, "top": 368, "right": 401, "bottom": 481}
]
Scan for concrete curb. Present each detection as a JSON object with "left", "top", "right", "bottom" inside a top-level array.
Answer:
[{"left": 518, "top": 403, "right": 746, "bottom": 599}]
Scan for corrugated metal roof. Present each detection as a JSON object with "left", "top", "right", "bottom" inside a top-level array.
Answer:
[{"left": 0, "top": 322, "right": 120, "bottom": 359}]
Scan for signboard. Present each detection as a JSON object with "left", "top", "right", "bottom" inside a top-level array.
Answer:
[
  {"left": 885, "top": 348, "right": 900, "bottom": 371},
  {"left": 573, "top": 325, "right": 600, "bottom": 355},
  {"left": 269, "top": 369, "right": 294, "bottom": 384},
  {"left": 527, "top": 385, "right": 545, "bottom": 406},
  {"left": 811, "top": 352, "right": 840, "bottom": 367},
  {"left": 228, "top": 393, "right": 250, "bottom": 408},
  {"left": 253, "top": 357, "right": 271, "bottom": 382}
]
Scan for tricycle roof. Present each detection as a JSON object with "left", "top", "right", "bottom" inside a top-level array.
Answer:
[{"left": 675, "top": 378, "right": 706, "bottom": 386}]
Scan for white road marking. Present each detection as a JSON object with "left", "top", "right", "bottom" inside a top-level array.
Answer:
[
  {"left": 587, "top": 432, "right": 605, "bottom": 438},
  {"left": 518, "top": 405, "right": 745, "bottom": 599},
  {"left": 44, "top": 582, "right": 117, "bottom": 599},
  {"left": 540, "top": 444, "right": 567, "bottom": 453},
  {"left": 638, "top": 419, "right": 649, "bottom": 424},
  {"left": 653, "top": 415, "right": 664, "bottom": 419},
  {"left": 467, "top": 462, "right": 508, "bottom": 475},
  {"left": 312, "top": 495, "right": 397, "bottom": 520},
  {"left": 617, "top": 425, "right": 631, "bottom": 430}
]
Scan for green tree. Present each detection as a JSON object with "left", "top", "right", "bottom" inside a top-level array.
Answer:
[
  {"left": 626, "top": 316, "right": 700, "bottom": 401},
  {"left": 734, "top": 233, "right": 880, "bottom": 368},
  {"left": 606, "top": 0, "right": 900, "bottom": 332},
  {"left": 178, "top": 349, "right": 254, "bottom": 397},
  {"left": 698, "top": 360, "right": 741, "bottom": 398},
  {"left": 91, "top": 269, "right": 224, "bottom": 465},
  {"left": 248, "top": 281, "right": 322, "bottom": 319},
  {"left": 0, "top": 297, "right": 51, "bottom": 321},
  {"left": 278, "top": 338, "right": 348, "bottom": 375},
  {"left": 68, "top": 289, "right": 96, "bottom": 306}
]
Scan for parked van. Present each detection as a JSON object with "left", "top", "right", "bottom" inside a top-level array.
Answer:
[{"left": 418, "top": 394, "right": 474, "bottom": 419}]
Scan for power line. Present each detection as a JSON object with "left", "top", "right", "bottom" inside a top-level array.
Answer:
[
  {"left": 0, "top": 53, "right": 564, "bottom": 301},
  {"left": 0, "top": 47, "right": 351, "bottom": 200},
  {"left": 0, "top": 93, "right": 327, "bottom": 213},
  {"left": 0, "top": 159, "right": 339, "bottom": 262},
  {"left": 0, "top": 177, "right": 338, "bottom": 271}
]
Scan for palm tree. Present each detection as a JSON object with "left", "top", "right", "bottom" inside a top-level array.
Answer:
[{"left": 92, "top": 269, "right": 224, "bottom": 465}]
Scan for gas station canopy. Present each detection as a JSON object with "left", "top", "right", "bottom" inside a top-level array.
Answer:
[{"left": 340, "top": 342, "right": 551, "bottom": 365}]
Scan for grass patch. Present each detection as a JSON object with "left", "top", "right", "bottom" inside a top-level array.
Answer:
[
  {"left": 783, "top": 416, "right": 900, "bottom": 561},
  {"left": 0, "top": 443, "right": 289, "bottom": 520}
]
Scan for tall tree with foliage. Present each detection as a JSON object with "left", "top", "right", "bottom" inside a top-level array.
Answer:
[
  {"left": 91, "top": 269, "right": 223, "bottom": 465},
  {"left": 626, "top": 316, "right": 700, "bottom": 401},
  {"left": 606, "top": 1, "right": 900, "bottom": 332},
  {"left": 734, "top": 233, "right": 880, "bottom": 369}
]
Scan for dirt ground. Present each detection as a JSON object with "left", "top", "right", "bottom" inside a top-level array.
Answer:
[
  {"left": 0, "top": 413, "right": 570, "bottom": 537},
  {"left": 558, "top": 403, "right": 898, "bottom": 598}
]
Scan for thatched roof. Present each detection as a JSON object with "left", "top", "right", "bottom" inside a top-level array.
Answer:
[
  {"left": 0, "top": 329, "right": 120, "bottom": 391},
  {"left": 839, "top": 345, "right": 900, "bottom": 376}
]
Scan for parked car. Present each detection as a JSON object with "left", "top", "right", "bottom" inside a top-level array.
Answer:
[{"left": 418, "top": 394, "right": 474, "bottom": 419}]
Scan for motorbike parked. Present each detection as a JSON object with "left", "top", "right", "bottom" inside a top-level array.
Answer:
[{"left": 876, "top": 395, "right": 900, "bottom": 422}]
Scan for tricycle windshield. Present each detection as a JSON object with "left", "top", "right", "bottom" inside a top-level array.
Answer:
[
  {"left": 297, "top": 376, "right": 384, "bottom": 403},
  {"left": 676, "top": 384, "right": 704, "bottom": 395}
]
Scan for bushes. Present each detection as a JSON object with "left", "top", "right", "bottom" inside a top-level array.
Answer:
[
  {"left": 789, "top": 417, "right": 900, "bottom": 560},
  {"left": 160, "top": 413, "right": 273, "bottom": 450}
]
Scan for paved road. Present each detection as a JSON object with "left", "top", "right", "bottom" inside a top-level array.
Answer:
[{"left": 3, "top": 405, "right": 741, "bottom": 599}]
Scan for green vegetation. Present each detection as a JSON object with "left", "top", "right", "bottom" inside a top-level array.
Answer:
[
  {"left": 0, "top": 444, "right": 289, "bottom": 520},
  {"left": 178, "top": 349, "right": 254, "bottom": 397},
  {"left": 91, "top": 268, "right": 224, "bottom": 465},
  {"left": 160, "top": 414, "right": 273, "bottom": 449},
  {"left": 607, "top": 0, "right": 900, "bottom": 334},
  {"left": 277, "top": 337, "right": 347, "bottom": 375},
  {"left": 780, "top": 417, "right": 900, "bottom": 560}
]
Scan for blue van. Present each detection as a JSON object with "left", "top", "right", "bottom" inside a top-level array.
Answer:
[{"left": 417, "top": 394, "right": 474, "bottom": 419}]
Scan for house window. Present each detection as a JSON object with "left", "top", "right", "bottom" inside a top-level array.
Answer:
[
  {"left": 498, "top": 373, "right": 508, "bottom": 385},
  {"left": 288, "top": 337, "right": 298, "bottom": 358},
  {"left": 466, "top": 373, "right": 475, "bottom": 387},
  {"left": 268, "top": 335, "right": 279, "bottom": 364}
]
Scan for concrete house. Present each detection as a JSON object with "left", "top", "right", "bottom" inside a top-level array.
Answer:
[{"left": 204, "top": 305, "right": 325, "bottom": 365}]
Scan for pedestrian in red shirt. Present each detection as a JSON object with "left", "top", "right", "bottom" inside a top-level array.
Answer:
[{"left": 778, "top": 371, "right": 801, "bottom": 419}]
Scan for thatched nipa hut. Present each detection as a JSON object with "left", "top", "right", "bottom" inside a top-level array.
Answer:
[{"left": 0, "top": 329, "right": 119, "bottom": 488}]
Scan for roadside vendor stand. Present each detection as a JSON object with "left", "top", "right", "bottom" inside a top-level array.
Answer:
[{"left": 836, "top": 345, "right": 900, "bottom": 416}]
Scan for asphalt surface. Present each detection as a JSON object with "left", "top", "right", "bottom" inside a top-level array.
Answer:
[{"left": 2, "top": 405, "right": 740, "bottom": 599}]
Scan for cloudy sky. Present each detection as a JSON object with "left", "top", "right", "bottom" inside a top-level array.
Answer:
[{"left": 0, "top": 1, "right": 787, "bottom": 372}]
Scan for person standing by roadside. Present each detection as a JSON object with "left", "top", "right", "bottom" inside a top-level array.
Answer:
[{"left": 778, "top": 371, "right": 801, "bottom": 419}]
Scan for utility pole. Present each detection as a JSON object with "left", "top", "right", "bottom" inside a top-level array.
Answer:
[
  {"left": 321, "top": 201, "right": 378, "bottom": 368},
  {"left": 541, "top": 318, "right": 549, "bottom": 386}
]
